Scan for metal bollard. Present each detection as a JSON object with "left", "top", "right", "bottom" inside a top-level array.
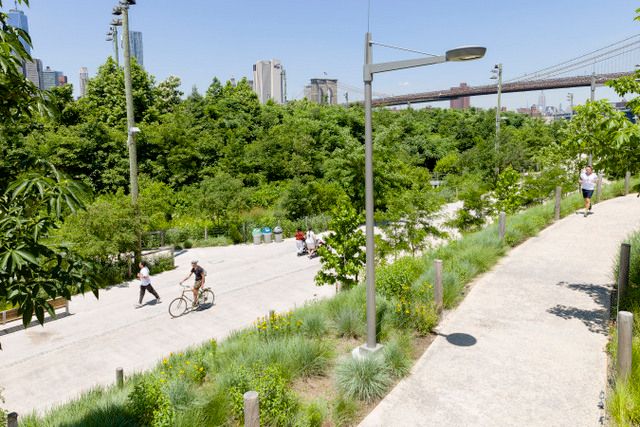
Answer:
[
  {"left": 244, "top": 390, "right": 260, "bottom": 427},
  {"left": 434, "top": 260, "right": 443, "bottom": 314},
  {"left": 624, "top": 171, "right": 631, "bottom": 195},
  {"left": 554, "top": 186, "right": 561, "bottom": 221},
  {"left": 617, "top": 311, "right": 633, "bottom": 379},
  {"left": 116, "top": 367, "right": 124, "bottom": 388},
  {"left": 7, "top": 412, "right": 18, "bottom": 427},
  {"left": 498, "top": 212, "right": 506, "bottom": 241}
]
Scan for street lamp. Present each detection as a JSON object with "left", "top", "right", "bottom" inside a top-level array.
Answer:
[
  {"left": 106, "top": 25, "right": 119, "bottom": 66},
  {"left": 359, "top": 32, "right": 485, "bottom": 357},
  {"left": 490, "top": 64, "right": 502, "bottom": 150},
  {"left": 566, "top": 92, "right": 574, "bottom": 117},
  {"left": 113, "top": 1, "right": 141, "bottom": 262}
]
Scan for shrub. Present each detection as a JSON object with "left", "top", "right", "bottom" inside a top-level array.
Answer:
[
  {"left": 376, "top": 256, "right": 423, "bottom": 300},
  {"left": 127, "top": 376, "right": 174, "bottom": 427},
  {"left": 295, "top": 309, "right": 328, "bottom": 339},
  {"left": 335, "top": 355, "right": 392, "bottom": 402},
  {"left": 295, "top": 400, "right": 327, "bottom": 427},
  {"left": 334, "top": 307, "right": 364, "bottom": 339},
  {"left": 383, "top": 334, "right": 412, "bottom": 378},
  {"left": 165, "top": 377, "right": 195, "bottom": 410},
  {"left": 192, "top": 236, "right": 232, "bottom": 248},
  {"left": 254, "top": 310, "right": 301, "bottom": 341},
  {"left": 227, "top": 364, "right": 298, "bottom": 426},
  {"left": 331, "top": 394, "right": 359, "bottom": 427},
  {"left": 183, "top": 239, "right": 193, "bottom": 249},
  {"left": 148, "top": 255, "right": 175, "bottom": 275}
]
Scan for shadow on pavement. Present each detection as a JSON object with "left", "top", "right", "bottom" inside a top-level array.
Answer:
[
  {"left": 0, "top": 312, "right": 73, "bottom": 336},
  {"left": 436, "top": 332, "right": 477, "bottom": 347},
  {"left": 548, "top": 281, "right": 612, "bottom": 335}
]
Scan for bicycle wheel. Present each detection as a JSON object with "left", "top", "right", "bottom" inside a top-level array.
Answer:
[
  {"left": 199, "top": 289, "right": 215, "bottom": 307},
  {"left": 168, "top": 297, "right": 188, "bottom": 317}
]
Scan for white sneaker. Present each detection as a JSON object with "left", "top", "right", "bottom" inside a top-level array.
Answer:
[
  {"left": 135, "top": 303, "right": 142, "bottom": 308},
  {"left": 156, "top": 298, "right": 162, "bottom": 304}
]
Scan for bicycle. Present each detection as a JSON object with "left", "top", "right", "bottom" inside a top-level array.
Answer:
[{"left": 168, "top": 283, "right": 215, "bottom": 318}]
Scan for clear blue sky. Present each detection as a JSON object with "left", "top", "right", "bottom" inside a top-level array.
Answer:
[{"left": 5, "top": 0, "right": 640, "bottom": 110}]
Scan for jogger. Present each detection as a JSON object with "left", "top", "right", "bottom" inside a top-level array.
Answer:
[{"left": 137, "top": 260, "right": 161, "bottom": 307}]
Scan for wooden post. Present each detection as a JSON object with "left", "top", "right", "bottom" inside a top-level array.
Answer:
[
  {"left": 204, "top": 226, "right": 208, "bottom": 240},
  {"left": 617, "top": 311, "right": 634, "bottom": 379},
  {"left": 116, "top": 367, "right": 124, "bottom": 388},
  {"left": 618, "top": 243, "right": 631, "bottom": 298},
  {"left": 498, "top": 211, "right": 506, "bottom": 241},
  {"left": 243, "top": 390, "right": 260, "bottom": 427},
  {"left": 434, "top": 259, "right": 443, "bottom": 314},
  {"left": 7, "top": 412, "right": 18, "bottom": 427},
  {"left": 554, "top": 186, "right": 562, "bottom": 221},
  {"left": 596, "top": 175, "right": 602, "bottom": 203},
  {"left": 65, "top": 299, "right": 70, "bottom": 315},
  {"left": 625, "top": 171, "right": 631, "bottom": 195},
  {"left": 2, "top": 310, "right": 6, "bottom": 325}
]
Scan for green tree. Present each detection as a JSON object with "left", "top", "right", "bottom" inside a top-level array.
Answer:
[
  {"left": 1, "top": 164, "right": 100, "bottom": 328},
  {"left": 153, "top": 75, "right": 183, "bottom": 115},
  {"left": 315, "top": 202, "right": 366, "bottom": 290},
  {"left": 494, "top": 166, "right": 522, "bottom": 214}
]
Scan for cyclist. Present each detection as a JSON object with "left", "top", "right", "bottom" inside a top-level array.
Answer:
[{"left": 181, "top": 260, "right": 206, "bottom": 306}]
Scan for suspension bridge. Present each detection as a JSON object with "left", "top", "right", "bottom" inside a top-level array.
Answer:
[{"left": 344, "top": 34, "right": 640, "bottom": 107}]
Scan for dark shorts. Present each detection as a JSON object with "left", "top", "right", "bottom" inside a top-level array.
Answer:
[
  {"left": 194, "top": 279, "right": 203, "bottom": 290},
  {"left": 582, "top": 189, "right": 594, "bottom": 199}
]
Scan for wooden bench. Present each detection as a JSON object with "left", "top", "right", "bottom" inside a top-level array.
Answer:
[{"left": 1, "top": 297, "right": 69, "bottom": 325}]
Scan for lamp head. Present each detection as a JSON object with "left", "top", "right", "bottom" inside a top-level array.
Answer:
[
  {"left": 112, "top": 6, "right": 122, "bottom": 15},
  {"left": 111, "top": 18, "right": 122, "bottom": 26},
  {"left": 106, "top": 36, "right": 113, "bottom": 41},
  {"left": 445, "top": 46, "right": 486, "bottom": 62},
  {"left": 120, "top": 0, "right": 136, "bottom": 5},
  {"left": 129, "top": 127, "right": 141, "bottom": 135}
]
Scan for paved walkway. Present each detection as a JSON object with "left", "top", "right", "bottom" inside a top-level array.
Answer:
[
  {"left": 0, "top": 238, "right": 334, "bottom": 415},
  {"left": 361, "top": 195, "right": 640, "bottom": 427}
]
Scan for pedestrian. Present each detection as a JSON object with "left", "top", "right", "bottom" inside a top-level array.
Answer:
[
  {"left": 579, "top": 165, "right": 598, "bottom": 217},
  {"left": 305, "top": 227, "right": 317, "bottom": 258},
  {"left": 136, "top": 260, "right": 161, "bottom": 307},
  {"left": 181, "top": 260, "right": 206, "bottom": 307},
  {"left": 295, "top": 228, "right": 306, "bottom": 255}
]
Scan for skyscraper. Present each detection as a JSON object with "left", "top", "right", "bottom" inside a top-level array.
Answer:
[
  {"left": 252, "top": 59, "right": 284, "bottom": 104},
  {"left": 40, "top": 66, "right": 57, "bottom": 90},
  {"left": 79, "top": 67, "right": 89, "bottom": 97},
  {"left": 7, "top": 7, "right": 30, "bottom": 55},
  {"left": 23, "top": 58, "right": 42, "bottom": 88},
  {"left": 129, "top": 31, "right": 144, "bottom": 67}
]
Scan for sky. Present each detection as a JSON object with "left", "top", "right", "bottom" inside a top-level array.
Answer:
[{"left": 4, "top": 0, "right": 640, "bottom": 111}]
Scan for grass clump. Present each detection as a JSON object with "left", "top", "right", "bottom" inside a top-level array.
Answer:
[
  {"left": 383, "top": 333, "right": 413, "bottom": 378},
  {"left": 331, "top": 394, "right": 359, "bottom": 426},
  {"left": 335, "top": 355, "right": 392, "bottom": 403}
]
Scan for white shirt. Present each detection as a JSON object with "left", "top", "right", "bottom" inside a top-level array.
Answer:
[
  {"left": 580, "top": 171, "right": 597, "bottom": 191},
  {"left": 140, "top": 266, "right": 151, "bottom": 286},
  {"left": 305, "top": 230, "right": 316, "bottom": 247}
]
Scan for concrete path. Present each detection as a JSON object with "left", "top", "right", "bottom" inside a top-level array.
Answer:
[
  {"left": 0, "top": 238, "right": 334, "bottom": 415},
  {"left": 361, "top": 195, "right": 640, "bottom": 427}
]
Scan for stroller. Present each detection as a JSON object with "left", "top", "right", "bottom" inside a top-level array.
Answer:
[{"left": 296, "top": 239, "right": 308, "bottom": 256}]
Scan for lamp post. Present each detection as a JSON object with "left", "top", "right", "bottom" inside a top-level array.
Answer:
[
  {"left": 114, "top": 0, "right": 141, "bottom": 262},
  {"left": 490, "top": 63, "right": 502, "bottom": 150},
  {"left": 360, "top": 32, "right": 485, "bottom": 355},
  {"left": 106, "top": 25, "right": 119, "bottom": 66},
  {"left": 566, "top": 92, "right": 574, "bottom": 117}
]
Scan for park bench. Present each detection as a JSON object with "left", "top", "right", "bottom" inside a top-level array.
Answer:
[{"left": 0, "top": 297, "right": 69, "bottom": 326}]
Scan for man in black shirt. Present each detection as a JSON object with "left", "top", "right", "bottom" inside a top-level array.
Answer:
[{"left": 181, "top": 260, "right": 206, "bottom": 306}]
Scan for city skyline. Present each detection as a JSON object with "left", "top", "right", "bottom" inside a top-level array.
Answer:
[{"left": 3, "top": 1, "right": 639, "bottom": 110}]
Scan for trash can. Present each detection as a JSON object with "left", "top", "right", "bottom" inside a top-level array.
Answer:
[
  {"left": 274, "top": 226, "right": 283, "bottom": 243},
  {"left": 262, "top": 226, "right": 272, "bottom": 243},
  {"left": 252, "top": 228, "right": 262, "bottom": 245}
]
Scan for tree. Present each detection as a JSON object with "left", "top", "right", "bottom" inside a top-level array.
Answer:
[
  {"left": 154, "top": 75, "right": 183, "bottom": 115},
  {"left": 494, "top": 166, "right": 523, "bottom": 214},
  {"left": 315, "top": 202, "right": 366, "bottom": 291},
  {"left": 1, "top": 164, "right": 100, "bottom": 328}
]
